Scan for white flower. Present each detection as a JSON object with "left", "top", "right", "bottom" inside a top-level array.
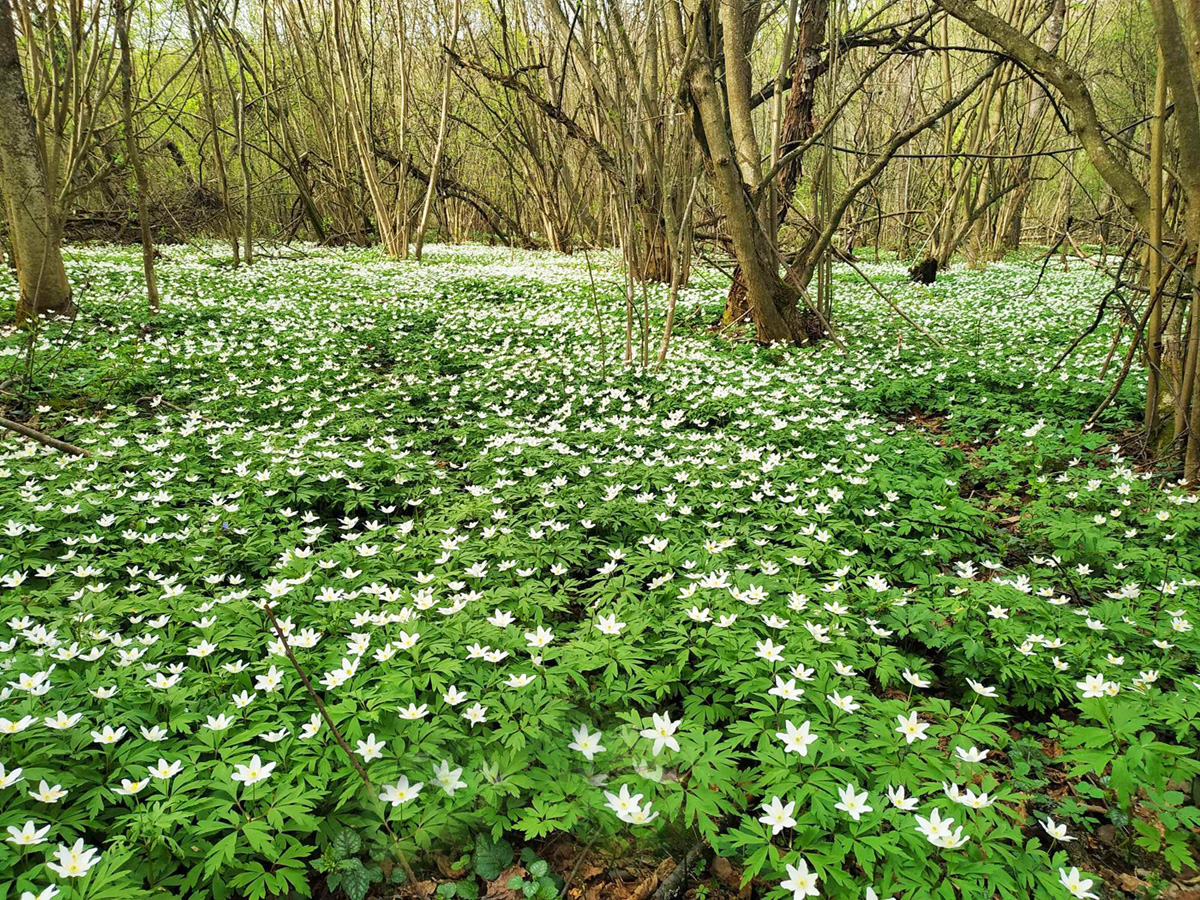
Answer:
[
  {"left": 6, "top": 820, "right": 51, "bottom": 846},
  {"left": 776, "top": 719, "right": 819, "bottom": 756},
  {"left": 827, "top": 691, "right": 860, "bottom": 712},
  {"left": 966, "top": 678, "right": 997, "bottom": 698},
  {"left": 1058, "top": 867, "right": 1098, "bottom": 899},
  {"left": 46, "top": 839, "right": 101, "bottom": 878},
  {"left": 624, "top": 798, "right": 658, "bottom": 824},
  {"left": 755, "top": 639, "right": 785, "bottom": 662},
  {"left": 355, "top": 734, "right": 386, "bottom": 762},
  {"left": 639, "top": 712, "right": 681, "bottom": 756},
  {"left": 886, "top": 784, "right": 919, "bottom": 810},
  {"left": 1041, "top": 816, "right": 1075, "bottom": 841},
  {"left": 231, "top": 754, "right": 277, "bottom": 786},
  {"left": 140, "top": 724, "right": 168, "bottom": 741},
  {"left": 769, "top": 676, "right": 804, "bottom": 701},
  {"left": 895, "top": 711, "right": 930, "bottom": 744},
  {"left": 28, "top": 781, "right": 68, "bottom": 803},
  {"left": 568, "top": 724, "right": 606, "bottom": 761},
  {"left": 915, "top": 808, "right": 967, "bottom": 848},
  {"left": 0, "top": 716, "right": 35, "bottom": 734},
  {"left": 780, "top": 857, "right": 820, "bottom": 898},
  {"left": 397, "top": 703, "right": 429, "bottom": 720},
  {"left": 90, "top": 725, "right": 127, "bottom": 746},
  {"left": 834, "top": 782, "right": 872, "bottom": 821},
  {"left": 43, "top": 711, "right": 82, "bottom": 730},
  {"left": 432, "top": 760, "right": 466, "bottom": 796},
  {"left": 113, "top": 778, "right": 148, "bottom": 796},
  {"left": 379, "top": 776, "right": 423, "bottom": 806},
  {"left": 603, "top": 784, "right": 643, "bottom": 820},
  {"left": 955, "top": 745, "right": 989, "bottom": 763},
  {"left": 595, "top": 614, "right": 626, "bottom": 635},
  {"left": 758, "top": 796, "right": 796, "bottom": 835},
  {"left": 1075, "top": 674, "right": 1109, "bottom": 698},
  {"left": 148, "top": 758, "right": 182, "bottom": 779}
]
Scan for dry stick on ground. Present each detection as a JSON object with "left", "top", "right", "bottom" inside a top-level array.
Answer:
[
  {"left": 650, "top": 838, "right": 709, "bottom": 900},
  {"left": 840, "top": 256, "right": 945, "bottom": 349},
  {"left": 259, "top": 602, "right": 431, "bottom": 900},
  {"left": 135, "top": 395, "right": 217, "bottom": 424},
  {"left": 0, "top": 416, "right": 89, "bottom": 456},
  {"left": 560, "top": 832, "right": 599, "bottom": 896}
]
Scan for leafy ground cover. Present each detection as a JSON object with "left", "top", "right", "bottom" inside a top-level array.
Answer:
[{"left": 1, "top": 245, "right": 1198, "bottom": 900}]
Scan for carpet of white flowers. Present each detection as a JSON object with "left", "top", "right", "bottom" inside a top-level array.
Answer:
[{"left": 1, "top": 244, "right": 1198, "bottom": 900}]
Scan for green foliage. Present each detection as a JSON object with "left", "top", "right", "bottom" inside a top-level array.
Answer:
[
  {"left": 471, "top": 834, "right": 514, "bottom": 881},
  {"left": 0, "top": 245, "right": 1195, "bottom": 900}
]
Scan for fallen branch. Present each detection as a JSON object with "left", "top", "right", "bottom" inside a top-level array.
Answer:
[
  {"left": 841, "top": 256, "right": 945, "bottom": 349},
  {"left": 259, "top": 602, "right": 430, "bottom": 899},
  {"left": 0, "top": 416, "right": 89, "bottom": 456},
  {"left": 136, "top": 395, "right": 216, "bottom": 424},
  {"left": 651, "top": 839, "right": 709, "bottom": 900}
]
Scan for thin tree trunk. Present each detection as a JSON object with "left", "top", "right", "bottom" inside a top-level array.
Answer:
[
  {"left": 0, "top": 0, "right": 73, "bottom": 323},
  {"left": 414, "top": 0, "right": 460, "bottom": 261},
  {"left": 237, "top": 52, "right": 253, "bottom": 264},
  {"left": 187, "top": 0, "right": 238, "bottom": 264},
  {"left": 1145, "top": 50, "right": 1166, "bottom": 438},
  {"left": 114, "top": 0, "right": 159, "bottom": 313},
  {"left": 331, "top": 0, "right": 400, "bottom": 256}
]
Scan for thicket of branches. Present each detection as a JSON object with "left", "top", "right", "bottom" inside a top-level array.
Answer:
[{"left": 1, "top": 0, "right": 1198, "bottom": 477}]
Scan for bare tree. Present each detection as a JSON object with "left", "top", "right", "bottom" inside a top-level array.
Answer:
[
  {"left": 0, "top": 0, "right": 73, "bottom": 323},
  {"left": 114, "top": 0, "right": 159, "bottom": 312}
]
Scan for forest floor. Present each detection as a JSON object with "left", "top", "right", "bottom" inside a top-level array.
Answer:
[{"left": 0, "top": 244, "right": 1198, "bottom": 900}]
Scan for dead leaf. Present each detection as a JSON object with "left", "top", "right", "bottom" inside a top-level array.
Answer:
[
  {"left": 631, "top": 858, "right": 675, "bottom": 900},
  {"left": 710, "top": 857, "right": 740, "bottom": 889},
  {"left": 1117, "top": 872, "right": 1147, "bottom": 893},
  {"left": 435, "top": 853, "right": 463, "bottom": 879},
  {"left": 485, "top": 864, "right": 527, "bottom": 900}
]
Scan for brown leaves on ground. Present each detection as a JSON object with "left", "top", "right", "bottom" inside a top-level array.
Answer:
[{"left": 484, "top": 864, "right": 526, "bottom": 900}]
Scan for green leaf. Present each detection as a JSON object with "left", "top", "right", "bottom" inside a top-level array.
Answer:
[
  {"left": 340, "top": 859, "right": 372, "bottom": 900},
  {"left": 474, "top": 834, "right": 514, "bottom": 881},
  {"left": 332, "top": 827, "right": 362, "bottom": 860}
]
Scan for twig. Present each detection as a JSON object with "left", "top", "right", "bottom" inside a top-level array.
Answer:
[
  {"left": 0, "top": 416, "right": 89, "bottom": 456},
  {"left": 1087, "top": 289, "right": 1159, "bottom": 427},
  {"left": 135, "top": 395, "right": 217, "bottom": 423},
  {"left": 841, "top": 256, "right": 945, "bottom": 348},
  {"left": 581, "top": 247, "right": 608, "bottom": 381},
  {"left": 561, "top": 832, "right": 599, "bottom": 895},
  {"left": 651, "top": 839, "right": 709, "bottom": 900},
  {"left": 259, "top": 602, "right": 430, "bottom": 899}
]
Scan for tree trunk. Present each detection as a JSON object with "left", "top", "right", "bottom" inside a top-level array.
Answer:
[
  {"left": 0, "top": 0, "right": 73, "bottom": 323},
  {"left": 996, "top": 0, "right": 1066, "bottom": 256},
  {"left": 686, "top": 0, "right": 811, "bottom": 344},
  {"left": 186, "top": 0, "right": 238, "bottom": 264},
  {"left": 114, "top": 0, "right": 159, "bottom": 313},
  {"left": 414, "top": 0, "right": 460, "bottom": 261}
]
